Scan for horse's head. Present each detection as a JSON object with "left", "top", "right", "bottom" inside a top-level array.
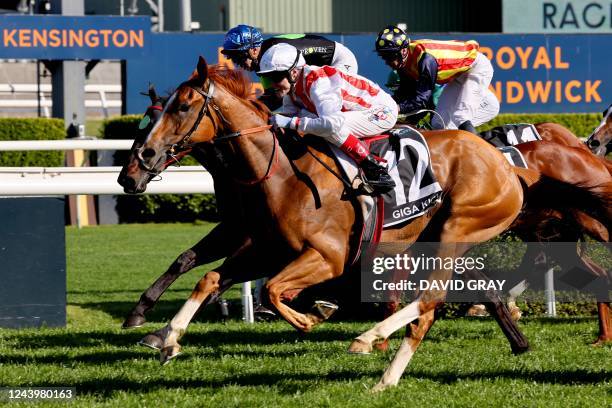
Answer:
[
  {"left": 134, "top": 56, "right": 269, "bottom": 183},
  {"left": 117, "top": 83, "right": 170, "bottom": 193},
  {"left": 133, "top": 57, "right": 230, "bottom": 179},
  {"left": 586, "top": 104, "right": 612, "bottom": 156}
]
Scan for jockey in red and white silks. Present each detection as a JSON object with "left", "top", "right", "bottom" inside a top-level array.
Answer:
[{"left": 257, "top": 42, "right": 398, "bottom": 194}]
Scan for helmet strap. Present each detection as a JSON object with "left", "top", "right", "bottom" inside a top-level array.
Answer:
[{"left": 286, "top": 50, "right": 301, "bottom": 93}]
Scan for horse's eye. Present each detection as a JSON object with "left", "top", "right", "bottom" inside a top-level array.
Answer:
[{"left": 178, "top": 103, "right": 190, "bottom": 112}]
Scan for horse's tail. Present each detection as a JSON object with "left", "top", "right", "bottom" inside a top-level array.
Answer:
[{"left": 521, "top": 174, "right": 612, "bottom": 232}]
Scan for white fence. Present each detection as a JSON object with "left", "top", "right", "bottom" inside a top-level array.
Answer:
[
  {"left": 0, "top": 138, "right": 214, "bottom": 195},
  {"left": 0, "top": 166, "right": 214, "bottom": 196},
  {"left": 0, "top": 84, "right": 122, "bottom": 117},
  {"left": 0, "top": 138, "right": 254, "bottom": 323}
]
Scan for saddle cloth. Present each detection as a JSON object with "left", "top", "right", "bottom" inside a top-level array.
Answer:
[
  {"left": 479, "top": 123, "right": 542, "bottom": 147},
  {"left": 498, "top": 146, "right": 528, "bottom": 169},
  {"left": 333, "top": 126, "right": 442, "bottom": 229}
]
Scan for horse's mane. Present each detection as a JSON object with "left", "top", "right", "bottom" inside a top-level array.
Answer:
[{"left": 186, "top": 64, "right": 270, "bottom": 118}]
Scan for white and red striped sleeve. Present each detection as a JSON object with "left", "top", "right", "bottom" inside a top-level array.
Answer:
[{"left": 296, "top": 67, "right": 345, "bottom": 137}]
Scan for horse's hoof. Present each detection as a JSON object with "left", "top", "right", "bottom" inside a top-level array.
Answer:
[
  {"left": 374, "top": 339, "right": 389, "bottom": 352},
  {"left": 348, "top": 338, "right": 373, "bottom": 355},
  {"left": 466, "top": 304, "right": 489, "bottom": 317},
  {"left": 370, "top": 382, "right": 392, "bottom": 393},
  {"left": 254, "top": 304, "right": 277, "bottom": 321},
  {"left": 122, "top": 313, "right": 146, "bottom": 329},
  {"left": 511, "top": 345, "right": 530, "bottom": 355},
  {"left": 160, "top": 345, "right": 182, "bottom": 366},
  {"left": 509, "top": 307, "right": 522, "bottom": 322},
  {"left": 312, "top": 300, "right": 339, "bottom": 321},
  {"left": 591, "top": 337, "right": 612, "bottom": 346},
  {"left": 138, "top": 333, "right": 163, "bottom": 350}
]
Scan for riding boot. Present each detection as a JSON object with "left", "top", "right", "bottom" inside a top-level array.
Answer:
[
  {"left": 339, "top": 134, "right": 395, "bottom": 194},
  {"left": 459, "top": 120, "right": 480, "bottom": 137}
]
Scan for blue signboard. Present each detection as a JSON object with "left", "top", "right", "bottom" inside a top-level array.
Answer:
[
  {"left": 125, "top": 32, "right": 611, "bottom": 114},
  {"left": 0, "top": 15, "right": 150, "bottom": 59}
]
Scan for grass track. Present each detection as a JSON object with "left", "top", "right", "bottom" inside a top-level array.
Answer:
[{"left": 0, "top": 224, "right": 610, "bottom": 407}]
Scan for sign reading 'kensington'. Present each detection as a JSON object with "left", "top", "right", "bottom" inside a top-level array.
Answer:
[{"left": 0, "top": 15, "right": 150, "bottom": 59}]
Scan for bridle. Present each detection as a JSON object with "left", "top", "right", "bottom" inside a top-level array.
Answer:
[
  {"left": 137, "top": 78, "right": 277, "bottom": 185},
  {"left": 586, "top": 105, "right": 612, "bottom": 150}
]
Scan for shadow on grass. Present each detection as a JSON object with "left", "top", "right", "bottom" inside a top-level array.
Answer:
[
  {"left": 73, "top": 300, "right": 229, "bottom": 324},
  {"left": 17, "top": 369, "right": 378, "bottom": 397},
  {"left": 1, "top": 325, "right": 357, "bottom": 351},
  {"left": 407, "top": 367, "right": 611, "bottom": 386},
  {"left": 13, "top": 366, "right": 611, "bottom": 398}
]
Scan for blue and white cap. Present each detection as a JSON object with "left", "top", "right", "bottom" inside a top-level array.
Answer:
[{"left": 222, "top": 25, "right": 264, "bottom": 53}]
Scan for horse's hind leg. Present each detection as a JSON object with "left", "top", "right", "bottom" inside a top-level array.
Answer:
[
  {"left": 595, "top": 302, "right": 612, "bottom": 344},
  {"left": 466, "top": 268, "right": 530, "bottom": 354},
  {"left": 122, "top": 223, "right": 248, "bottom": 329}
]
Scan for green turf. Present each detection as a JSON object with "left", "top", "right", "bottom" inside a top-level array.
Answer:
[{"left": 0, "top": 224, "right": 610, "bottom": 407}]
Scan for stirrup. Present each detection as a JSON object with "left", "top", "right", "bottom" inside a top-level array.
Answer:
[{"left": 355, "top": 170, "right": 394, "bottom": 196}]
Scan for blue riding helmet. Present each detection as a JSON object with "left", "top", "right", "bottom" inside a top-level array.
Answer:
[{"left": 222, "top": 25, "right": 264, "bottom": 53}]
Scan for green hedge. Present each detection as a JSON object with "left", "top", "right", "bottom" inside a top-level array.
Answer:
[
  {"left": 477, "top": 113, "right": 601, "bottom": 137},
  {"left": 0, "top": 118, "right": 65, "bottom": 166},
  {"left": 102, "top": 115, "right": 217, "bottom": 223}
]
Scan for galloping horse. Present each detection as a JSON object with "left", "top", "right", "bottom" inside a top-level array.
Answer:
[
  {"left": 505, "top": 141, "right": 611, "bottom": 345},
  {"left": 133, "top": 58, "right": 604, "bottom": 377},
  {"left": 119, "top": 85, "right": 530, "bottom": 358}
]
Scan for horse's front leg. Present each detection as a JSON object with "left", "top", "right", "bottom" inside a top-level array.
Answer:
[
  {"left": 122, "top": 222, "right": 249, "bottom": 329},
  {"left": 152, "top": 246, "right": 269, "bottom": 365},
  {"left": 267, "top": 247, "right": 344, "bottom": 332}
]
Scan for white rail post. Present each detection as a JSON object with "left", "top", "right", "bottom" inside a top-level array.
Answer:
[
  {"left": 242, "top": 281, "right": 254, "bottom": 324},
  {"left": 545, "top": 267, "right": 556, "bottom": 317}
]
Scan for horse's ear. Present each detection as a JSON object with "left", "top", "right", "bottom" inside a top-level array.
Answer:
[
  {"left": 148, "top": 83, "right": 159, "bottom": 104},
  {"left": 196, "top": 56, "right": 208, "bottom": 84}
]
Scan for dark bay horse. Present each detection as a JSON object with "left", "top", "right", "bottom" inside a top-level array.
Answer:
[
  {"left": 133, "top": 58, "right": 605, "bottom": 374},
  {"left": 512, "top": 141, "right": 611, "bottom": 345}
]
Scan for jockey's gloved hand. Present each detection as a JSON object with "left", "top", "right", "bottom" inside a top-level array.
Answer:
[{"left": 270, "top": 114, "right": 299, "bottom": 130}]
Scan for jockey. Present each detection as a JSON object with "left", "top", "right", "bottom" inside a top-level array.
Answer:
[
  {"left": 221, "top": 25, "right": 359, "bottom": 109},
  {"left": 257, "top": 43, "right": 398, "bottom": 194},
  {"left": 374, "top": 25, "right": 499, "bottom": 135}
]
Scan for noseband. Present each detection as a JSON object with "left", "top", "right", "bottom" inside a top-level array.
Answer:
[
  {"left": 138, "top": 78, "right": 277, "bottom": 184},
  {"left": 137, "top": 80, "right": 217, "bottom": 173}
]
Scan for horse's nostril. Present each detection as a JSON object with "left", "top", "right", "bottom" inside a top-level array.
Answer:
[{"left": 141, "top": 148, "right": 156, "bottom": 159}]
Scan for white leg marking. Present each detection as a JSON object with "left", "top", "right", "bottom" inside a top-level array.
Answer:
[
  {"left": 372, "top": 337, "right": 415, "bottom": 392},
  {"left": 164, "top": 298, "right": 202, "bottom": 346},
  {"left": 356, "top": 300, "right": 421, "bottom": 346}
]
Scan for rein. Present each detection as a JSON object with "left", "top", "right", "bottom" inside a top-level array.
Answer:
[{"left": 173, "top": 79, "right": 279, "bottom": 185}]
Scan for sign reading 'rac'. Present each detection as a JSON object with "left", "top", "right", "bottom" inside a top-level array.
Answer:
[{"left": 503, "top": 0, "right": 612, "bottom": 33}]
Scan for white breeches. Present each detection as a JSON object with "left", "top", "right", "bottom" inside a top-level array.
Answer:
[{"left": 431, "top": 52, "right": 500, "bottom": 130}]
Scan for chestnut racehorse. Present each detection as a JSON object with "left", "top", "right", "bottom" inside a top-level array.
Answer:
[
  {"left": 535, "top": 121, "right": 612, "bottom": 174},
  {"left": 133, "top": 58, "right": 607, "bottom": 377},
  {"left": 119, "top": 85, "right": 530, "bottom": 359}
]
